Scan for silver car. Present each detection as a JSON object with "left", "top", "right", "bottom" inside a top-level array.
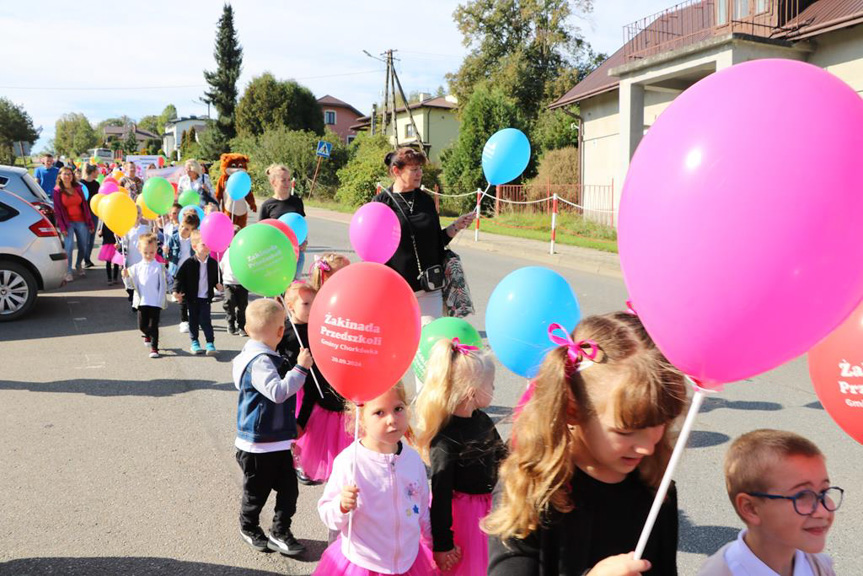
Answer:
[
  {"left": 0, "top": 165, "right": 56, "bottom": 224},
  {"left": 0, "top": 189, "right": 67, "bottom": 321}
]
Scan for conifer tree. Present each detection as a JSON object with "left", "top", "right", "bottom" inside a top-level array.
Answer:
[{"left": 203, "top": 3, "right": 243, "bottom": 148}]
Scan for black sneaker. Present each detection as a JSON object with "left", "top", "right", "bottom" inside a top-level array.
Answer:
[
  {"left": 229, "top": 326, "right": 239, "bottom": 335},
  {"left": 296, "top": 469, "right": 321, "bottom": 486},
  {"left": 240, "top": 526, "right": 271, "bottom": 553},
  {"left": 84, "top": 261, "right": 95, "bottom": 269},
  {"left": 267, "top": 530, "right": 306, "bottom": 556}
]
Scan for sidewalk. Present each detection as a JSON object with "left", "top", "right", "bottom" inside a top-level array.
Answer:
[{"left": 304, "top": 205, "right": 622, "bottom": 279}]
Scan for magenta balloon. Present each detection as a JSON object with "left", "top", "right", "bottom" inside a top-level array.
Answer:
[
  {"left": 349, "top": 202, "right": 401, "bottom": 263},
  {"left": 98, "top": 180, "right": 119, "bottom": 195},
  {"left": 619, "top": 59, "right": 863, "bottom": 386},
  {"left": 200, "top": 212, "right": 234, "bottom": 253}
]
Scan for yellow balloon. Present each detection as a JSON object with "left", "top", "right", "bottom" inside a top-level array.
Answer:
[
  {"left": 113, "top": 170, "right": 125, "bottom": 179},
  {"left": 89, "top": 193, "right": 104, "bottom": 218},
  {"left": 101, "top": 192, "right": 137, "bottom": 237},
  {"left": 90, "top": 156, "right": 99, "bottom": 165},
  {"left": 136, "top": 194, "right": 157, "bottom": 220},
  {"left": 118, "top": 186, "right": 129, "bottom": 196}
]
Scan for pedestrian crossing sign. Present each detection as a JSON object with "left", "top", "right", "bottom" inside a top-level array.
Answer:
[{"left": 316, "top": 141, "right": 332, "bottom": 158}]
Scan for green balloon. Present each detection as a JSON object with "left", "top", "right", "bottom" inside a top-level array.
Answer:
[
  {"left": 96, "top": 174, "right": 105, "bottom": 184},
  {"left": 178, "top": 188, "right": 200, "bottom": 207},
  {"left": 412, "top": 317, "right": 484, "bottom": 380},
  {"left": 142, "top": 177, "right": 175, "bottom": 215},
  {"left": 229, "top": 224, "right": 297, "bottom": 296}
]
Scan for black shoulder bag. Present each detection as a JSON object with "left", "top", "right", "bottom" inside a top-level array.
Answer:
[{"left": 386, "top": 190, "right": 445, "bottom": 292}]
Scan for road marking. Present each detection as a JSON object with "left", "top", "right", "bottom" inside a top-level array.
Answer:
[{"left": 74, "top": 317, "right": 87, "bottom": 321}]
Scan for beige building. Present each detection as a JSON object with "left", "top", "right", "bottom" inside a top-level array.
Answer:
[
  {"left": 551, "top": 0, "right": 863, "bottom": 225},
  {"left": 352, "top": 95, "right": 460, "bottom": 164}
]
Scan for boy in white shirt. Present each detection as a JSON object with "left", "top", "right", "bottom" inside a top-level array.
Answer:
[{"left": 122, "top": 233, "right": 167, "bottom": 358}]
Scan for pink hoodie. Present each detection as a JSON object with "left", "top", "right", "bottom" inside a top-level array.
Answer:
[{"left": 319, "top": 439, "right": 432, "bottom": 574}]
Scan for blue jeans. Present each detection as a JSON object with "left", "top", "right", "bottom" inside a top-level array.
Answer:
[
  {"left": 188, "top": 297, "right": 214, "bottom": 343},
  {"left": 295, "top": 248, "right": 305, "bottom": 281},
  {"left": 85, "top": 216, "right": 98, "bottom": 263},
  {"left": 64, "top": 221, "right": 90, "bottom": 273}
]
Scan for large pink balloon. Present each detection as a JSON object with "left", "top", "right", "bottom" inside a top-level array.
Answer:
[
  {"left": 349, "top": 202, "right": 401, "bottom": 263},
  {"left": 200, "top": 212, "right": 234, "bottom": 253},
  {"left": 619, "top": 59, "right": 863, "bottom": 386}
]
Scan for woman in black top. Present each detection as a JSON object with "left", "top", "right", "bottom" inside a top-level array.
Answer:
[
  {"left": 372, "top": 148, "right": 474, "bottom": 319},
  {"left": 80, "top": 164, "right": 101, "bottom": 268},
  {"left": 259, "top": 164, "right": 307, "bottom": 277}
]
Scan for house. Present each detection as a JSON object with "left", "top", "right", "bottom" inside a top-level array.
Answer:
[
  {"left": 317, "top": 95, "right": 364, "bottom": 144},
  {"left": 551, "top": 0, "right": 863, "bottom": 225},
  {"left": 103, "top": 123, "right": 160, "bottom": 149},
  {"left": 351, "top": 94, "right": 460, "bottom": 164},
  {"left": 162, "top": 116, "right": 209, "bottom": 161}
]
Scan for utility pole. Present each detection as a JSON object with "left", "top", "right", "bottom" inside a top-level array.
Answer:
[{"left": 364, "top": 49, "right": 424, "bottom": 152}]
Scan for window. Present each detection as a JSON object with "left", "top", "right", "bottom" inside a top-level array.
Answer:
[
  {"left": 755, "top": 0, "right": 768, "bottom": 13},
  {"left": 405, "top": 123, "right": 415, "bottom": 138},
  {"left": 324, "top": 110, "right": 336, "bottom": 125},
  {"left": 0, "top": 202, "right": 18, "bottom": 223},
  {"left": 734, "top": 0, "right": 750, "bottom": 18},
  {"left": 717, "top": 0, "right": 728, "bottom": 24},
  {"left": 346, "top": 134, "right": 356, "bottom": 145}
]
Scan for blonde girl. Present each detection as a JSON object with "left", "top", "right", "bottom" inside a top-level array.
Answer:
[
  {"left": 485, "top": 311, "right": 688, "bottom": 576},
  {"left": 309, "top": 252, "right": 351, "bottom": 291},
  {"left": 415, "top": 338, "right": 504, "bottom": 575},
  {"left": 315, "top": 382, "right": 435, "bottom": 575},
  {"left": 260, "top": 164, "right": 307, "bottom": 276}
]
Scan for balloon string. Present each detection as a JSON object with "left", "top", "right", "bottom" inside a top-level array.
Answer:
[
  {"left": 287, "top": 316, "right": 324, "bottom": 399},
  {"left": 347, "top": 415, "right": 360, "bottom": 556}
]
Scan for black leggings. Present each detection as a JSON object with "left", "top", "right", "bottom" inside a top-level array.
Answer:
[
  {"left": 105, "top": 261, "right": 119, "bottom": 281},
  {"left": 138, "top": 305, "right": 161, "bottom": 349}
]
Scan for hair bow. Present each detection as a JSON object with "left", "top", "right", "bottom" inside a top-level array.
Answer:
[
  {"left": 547, "top": 323, "right": 598, "bottom": 370},
  {"left": 451, "top": 337, "right": 479, "bottom": 355},
  {"left": 625, "top": 300, "right": 638, "bottom": 316},
  {"left": 312, "top": 255, "right": 332, "bottom": 273}
]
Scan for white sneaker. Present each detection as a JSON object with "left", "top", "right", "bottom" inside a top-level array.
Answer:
[{"left": 179, "top": 321, "right": 190, "bottom": 333}]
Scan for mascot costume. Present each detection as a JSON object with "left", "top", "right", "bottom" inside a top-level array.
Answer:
[{"left": 215, "top": 153, "right": 256, "bottom": 229}]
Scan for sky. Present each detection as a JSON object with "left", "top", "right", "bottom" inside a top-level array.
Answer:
[{"left": 0, "top": 1, "right": 672, "bottom": 154}]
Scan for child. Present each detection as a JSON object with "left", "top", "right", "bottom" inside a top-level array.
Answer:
[
  {"left": 173, "top": 230, "right": 221, "bottom": 356},
  {"left": 414, "top": 338, "right": 504, "bottom": 575},
  {"left": 121, "top": 210, "right": 149, "bottom": 310},
  {"left": 97, "top": 220, "right": 120, "bottom": 285},
  {"left": 308, "top": 252, "right": 350, "bottom": 291},
  {"left": 161, "top": 202, "right": 182, "bottom": 242},
  {"left": 278, "top": 282, "right": 351, "bottom": 485},
  {"left": 121, "top": 233, "right": 167, "bottom": 359},
  {"left": 485, "top": 311, "right": 688, "bottom": 576},
  {"left": 233, "top": 298, "right": 312, "bottom": 556},
  {"left": 697, "top": 430, "right": 839, "bottom": 576},
  {"left": 166, "top": 211, "right": 200, "bottom": 333},
  {"left": 220, "top": 235, "right": 248, "bottom": 336},
  {"left": 316, "top": 382, "right": 436, "bottom": 575}
]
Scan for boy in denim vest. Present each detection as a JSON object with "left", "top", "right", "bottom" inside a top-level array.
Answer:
[{"left": 232, "top": 298, "right": 312, "bottom": 556}]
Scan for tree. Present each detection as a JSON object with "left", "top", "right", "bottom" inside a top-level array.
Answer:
[
  {"left": 236, "top": 73, "right": 324, "bottom": 137},
  {"left": 0, "top": 98, "right": 38, "bottom": 165},
  {"left": 181, "top": 126, "right": 198, "bottom": 158},
  {"left": 203, "top": 3, "right": 243, "bottom": 148},
  {"left": 54, "top": 113, "right": 98, "bottom": 157},
  {"left": 335, "top": 133, "right": 392, "bottom": 206},
  {"left": 159, "top": 104, "right": 178, "bottom": 128},
  {"left": 533, "top": 107, "right": 578, "bottom": 154},
  {"left": 197, "top": 124, "right": 229, "bottom": 161},
  {"left": 441, "top": 83, "right": 525, "bottom": 211},
  {"left": 137, "top": 115, "right": 161, "bottom": 136},
  {"left": 447, "top": 0, "right": 597, "bottom": 126},
  {"left": 123, "top": 127, "right": 138, "bottom": 154}
]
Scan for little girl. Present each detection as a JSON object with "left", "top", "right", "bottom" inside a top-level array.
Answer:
[
  {"left": 309, "top": 252, "right": 350, "bottom": 291},
  {"left": 278, "top": 282, "right": 352, "bottom": 485},
  {"left": 414, "top": 338, "right": 504, "bottom": 575},
  {"left": 316, "top": 382, "right": 436, "bottom": 575},
  {"left": 485, "top": 311, "right": 688, "bottom": 576},
  {"left": 97, "top": 220, "right": 120, "bottom": 285},
  {"left": 121, "top": 233, "right": 167, "bottom": 359}
]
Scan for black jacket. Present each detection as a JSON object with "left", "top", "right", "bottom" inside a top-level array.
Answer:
[{"left": 173, "top": 256, "right": 220, "bottom": 302}]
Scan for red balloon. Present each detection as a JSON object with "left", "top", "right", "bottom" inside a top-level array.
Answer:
[
  {"left": 260, "top": 218, "right": 299, "bottom": 258},
  {"left": 309, "top": 262, "right": 421, "bottom": 403},
  {"left": 808, "top": 300, "right": 863, "bottom": 445},
  {"left": 170, "top": 181, "right": 178, "bottom": 195}
]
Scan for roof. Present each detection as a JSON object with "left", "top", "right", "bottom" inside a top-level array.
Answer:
[
  {"left": 550, "top": 0, "right": 863, "bottom": 109},
  {"left": 164, "top": 116, "right": 209, "bottom": 126},
  {"left": 103, "top": 125, "right": 160, "bottom": 139},
  {"left": 349, "top": 96, "right": 457, "bottom": 131},
  {"left": 317, "top": 95, "right": 364, "bottom": 116}
]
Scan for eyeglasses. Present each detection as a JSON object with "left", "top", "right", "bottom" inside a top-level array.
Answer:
[{"left": 747, "top": 486, "right": 844, "bottom": 516}]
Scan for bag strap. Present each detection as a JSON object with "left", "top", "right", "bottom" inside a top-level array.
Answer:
[{"left": 385, "top": 190, "right": 425, "bottom": 276}]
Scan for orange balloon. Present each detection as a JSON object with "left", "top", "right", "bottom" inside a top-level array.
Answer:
[
  {"left": 808, "top": 300, "right": 863, "bottom": 445},
  {"left": 113, "top": 170, "right": 125, "bottom": 180}
]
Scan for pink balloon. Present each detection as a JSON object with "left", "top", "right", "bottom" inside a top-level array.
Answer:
[
  {"left": 619, "top": 60, "right": 863, "bottom": 386},
  {"left": 200, "top": 212, "right": 234, "bottom": 253},
  {"left": 99, "top": 180, "right": 119, "bottom": 195},
  {"left": 349, "top": 202, "right": 401, "bottom": 263}
]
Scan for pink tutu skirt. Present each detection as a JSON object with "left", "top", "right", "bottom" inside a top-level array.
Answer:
[
  {"left": 293, "top": 405, "right": 353, "bottom": 482},
  {"left": 110, "top": 252, "right": 125, "bottom": 266},
  {"left": 445, "top": 491, "right": 492, "bottom": 576},
  {"left": 314, "top": 536, "right": 438, "bottom": 576},
  {"left": 294, "top": 387, "right": 304, "bottom": 419},
  {"left": 98, "top": 244, "right": 117, "bottom": 262}
]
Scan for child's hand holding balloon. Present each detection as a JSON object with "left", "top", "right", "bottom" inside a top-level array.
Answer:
[{"left": 340, "top": 485, "right": 359, "bottom": 513}]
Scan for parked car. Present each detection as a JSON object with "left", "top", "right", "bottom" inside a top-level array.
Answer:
[
  {"left": 0, "top": 165, "right": 56, "bottom": 225},
  {"left": 0, "top": 189, "right": 67, "bottom": 321}
]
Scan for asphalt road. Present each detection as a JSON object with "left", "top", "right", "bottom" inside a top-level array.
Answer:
[{"left": 1, "top": 214, "right": 860, "bottom": 575}]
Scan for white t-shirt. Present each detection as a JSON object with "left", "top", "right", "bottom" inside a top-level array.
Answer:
[
  {"left": 178, "top": 237, "right": 192, "bottom": 267},
  {"left": 197, "top": 258, "right": 209, "bottom": 298},
  {"left": 220, "top": 247, "right": 237, "bottom": 285},
  {"left": 129, "top": 260, "right": 165, "bottom": 307},
  {"left": 724, "top": 530, "right": 815, "bottom": 576}
]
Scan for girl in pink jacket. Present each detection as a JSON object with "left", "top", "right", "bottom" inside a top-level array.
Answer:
[{"left": 315, "top": 382, "right": 437, "bottom": 575}]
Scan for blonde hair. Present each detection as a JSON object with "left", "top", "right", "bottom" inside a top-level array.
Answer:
[
  {"left": 725, "top": 429, "right": 823, "bottom": 520},
  {"left": 283, "top": 281, "right": 317, "bottom": 308},
  {"left": 245, "top": 298, "right": 286, "bottom": 336},
  {"left": 414, "top": 338, "right": 495, "bottom": 463},
  {"left": 483, "top": 311, "right": 688, "bottom": 540},
  {"left": 184, "top": 159, "right": 202, "bottom": 175},
  {"left": 345, "top": 381, "right": 414, "bottom": 443},
  {"left": 137, "top": 233, "right": 157, "bottom": 249},
  {"left": 189, "top": 230, "right": 203, "bottom": 247},
  {"left": 266, "top": 163, "right": 291, "bottom": 183},
  {"left": 309, "top": 252, "right": 351, "bottom": 291}
]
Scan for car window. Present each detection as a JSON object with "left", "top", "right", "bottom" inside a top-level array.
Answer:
[
  {"left": 21, "top": 172, "right": 49, "bottom": 202},
  {"left": 0, "top": 173, "right": 37, "bottom": 202},
  {"left": 0, "top": 175, "right": 8, "bottom": 188},
  {"left": 0, "top": 201, "right": 19, "bottom": 222}
]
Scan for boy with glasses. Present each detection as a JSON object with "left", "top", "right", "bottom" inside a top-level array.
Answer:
[{"left": 698, "top": 429, "right": 840, "bottom": 575}]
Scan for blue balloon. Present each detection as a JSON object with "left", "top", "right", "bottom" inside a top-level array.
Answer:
[
  {"left": 278, "top": 212, "right": 308, "bottom": 244},
  {"left": 481, "top": 128, "right": 531, "bottom": 185},
  {"left": 486, "top": 266, "right": 581, "bottom": 378},
  {"left": 180, "top": 204, "right": 205, "bottom": 223},
  {"left": 226, "top": 170, "right": 252, "bottom": 201}
]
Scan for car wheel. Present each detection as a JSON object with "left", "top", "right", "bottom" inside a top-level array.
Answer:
[{"left": 0, "top": 261, "right": 38, "bottom": 322}]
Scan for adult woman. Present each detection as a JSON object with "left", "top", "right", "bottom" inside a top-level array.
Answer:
[
  {"left": 259, "top": 164, "right": 307, "bottom": 275},
  {"left": 372, "top": 148, "right": 474, "bottom": 319},
  {"left": 53, "top": 166, "right": 94, "bottom": 282},
  {"left": 177, "top": 159, "right": 217, "bottom": 209},
  {"left": 80, "top": 164, "right": 101, "bottom": 268},
  {"left": 120, "top": 161, "right": 144, "bottom": 200}
]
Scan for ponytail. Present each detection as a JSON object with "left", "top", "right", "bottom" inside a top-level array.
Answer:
[{"left": 414, "top": 338, "right": 460, "bottom": 463}]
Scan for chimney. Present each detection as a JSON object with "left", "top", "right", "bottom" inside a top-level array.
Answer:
[{"left": 417, "top": 92, "right": 431, "bottom": 103}]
